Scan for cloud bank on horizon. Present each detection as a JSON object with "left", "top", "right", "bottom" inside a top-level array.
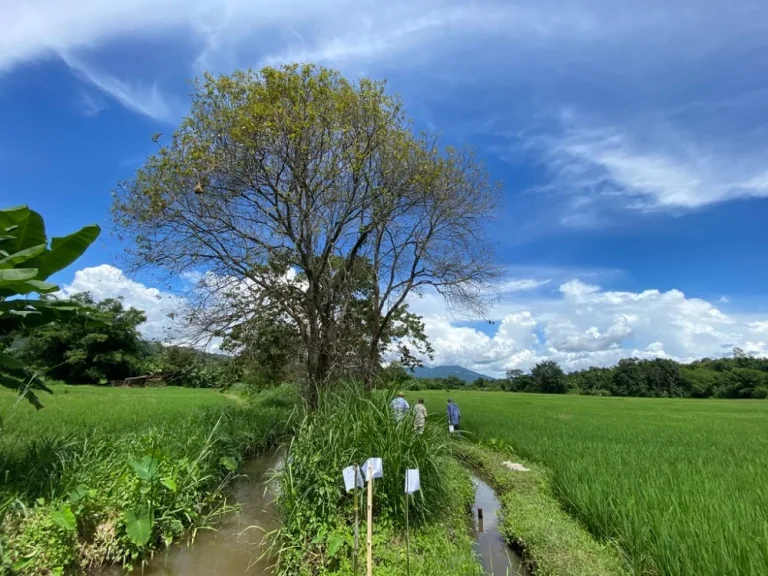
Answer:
[{"left": 65, "top": 265, "right": 768, "bottom": 377}]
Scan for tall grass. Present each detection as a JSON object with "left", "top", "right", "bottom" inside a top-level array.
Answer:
[
  {"left": 275, "top": 384, "right": 451, "bottom": 574},
  {"left": 421, "top": 391, "right": 768, "bottom": 576}
]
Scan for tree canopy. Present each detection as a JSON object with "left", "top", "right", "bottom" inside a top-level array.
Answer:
[
  {"left": 15, "top": 292, "right": 148, "bottom": 384},
  {"left": 113, "top": 64, "right": 500, "bottom": 404}
]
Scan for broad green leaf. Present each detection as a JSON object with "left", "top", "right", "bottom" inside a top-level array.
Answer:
[
  {"left": 160, "top": 477, "right": 177, "bottom": 492},
  {"left": 124, "top": 510, "right": 152, "bottom": 546},
  {"left": 219, "top": 456, "right": 238, "bottom": 471},
  {"left": 0, "top": 268, "right": 37, "bottom": 283},
  {"left": 131, "top": 455, "right": 160, "bottom": 481},
  {"left": 0, "top": 375, "right": 47, "bottom": 409},
  {"left": 51, "top": 504, "right": 77, "bottom": 531},
  {"left": 0, "top": 351, "right": 25, "bottom": 370},
  {"left": 327, "top": 533, "right": 345, "bottom": 558},
  {"left": 37, "top": 224, "right": 101, "bottom": 279},
  {"left": 0, "top": 279, "right": 59, "bottom": 296},
  {"left": 68, "top": 484, "right": 95, "bottom": 503},
  {"left": 0, "top": 243, "right": 45, "bottom": 268},
  {"left": 0, "top": 206, "right": 45, "bottom": 253}
]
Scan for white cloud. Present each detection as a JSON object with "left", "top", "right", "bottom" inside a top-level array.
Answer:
[
  {"left": 78, "top": 91, "right": 107, "bottom": 116},
  {"left": 61, "top": 264, "right": 184, "bottom": 341},
  {"left": 538, "top": 122, "right": 768, "bottom": 214},
  {"left": 59, "top": 265, "right": 768, "bottom": 377},
  {"left": 61, "top": 53, "right": 182, "bottom": 122},
  {"left": 410, "top": 278, "right": 768, "bottom": 376},
  {"left": 497, "top": 278, "right": 551, "bottom": 293}
]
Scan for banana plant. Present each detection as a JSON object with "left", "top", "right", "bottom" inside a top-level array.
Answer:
[{"left": 0, "top": 205, "right": 100, "bottom": 408}]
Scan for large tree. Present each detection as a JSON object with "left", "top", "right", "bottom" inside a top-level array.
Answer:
[{"left": 113, "top": 64, "right": 500, "bottom": 404}]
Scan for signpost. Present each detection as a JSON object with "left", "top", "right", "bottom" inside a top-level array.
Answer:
[{"left": 404, "top": 469, "right": 421, "bottom": 576}]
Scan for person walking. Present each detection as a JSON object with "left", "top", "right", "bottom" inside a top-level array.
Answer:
[
  {"left": 447, "top": 398, "right": 461, "bottom": 432},
  {"left": 391, "top": 392, "right": 410, "bottom": 422},
  {"left": 413, "top": 399, "right": 427, "bottom": 434}
]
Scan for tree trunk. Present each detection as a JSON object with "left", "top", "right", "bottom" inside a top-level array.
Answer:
[{"left": 362, "top": 339, "right": 380, "bottom": 392}]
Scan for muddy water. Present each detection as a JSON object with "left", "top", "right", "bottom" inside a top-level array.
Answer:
[
  {"left": 106, "top": 450, "right": 281, "bottom": 576},
  {"left": 471, "top": 475, "right": 528, "bottom": 576}
]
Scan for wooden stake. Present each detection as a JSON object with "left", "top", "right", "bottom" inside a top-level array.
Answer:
[
  {"left": 405, "top": 493, "right": 411, "bottom": 576},
  {"left": 366, "top": 460, "right": 373, "bottom": 576},
  {"left": 353, "top": 465, "right": 360, "bottom": 575}
]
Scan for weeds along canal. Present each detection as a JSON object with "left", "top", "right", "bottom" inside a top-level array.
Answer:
[
  {"left": 100, "top": 449, "right": 282, "bottom": 576},
  {"left": 471, "top": 474, "right": 528, "bottom": 576},
  {"left": 98, "top": 452, "right": 523, "bottom": 575}
]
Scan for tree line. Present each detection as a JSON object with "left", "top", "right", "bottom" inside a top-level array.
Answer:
[{"left": 386, "top": 351, "right": 768, "bottom": 399}]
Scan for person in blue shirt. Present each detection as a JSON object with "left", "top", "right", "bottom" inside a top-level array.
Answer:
[
  {"left": 390, "top": 392, "right": 410, "bottom": 421},
  {"left": 447, "top": 398, "right": 461, "bottom": 430}
]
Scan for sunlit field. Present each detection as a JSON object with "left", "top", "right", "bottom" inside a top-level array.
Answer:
[{"left": 420, "top": 391, "right": 768, "bottom": 576}]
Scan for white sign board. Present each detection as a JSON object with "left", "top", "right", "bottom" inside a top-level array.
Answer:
[
  {"left": 343, "top": 465, "right": 365, "bottom": 492},
  {"left": 363, "top": 458, "right": 383, "bottom": 481},
  {"left": 404, "top": 469, "right": 421, "bottom": 494}
]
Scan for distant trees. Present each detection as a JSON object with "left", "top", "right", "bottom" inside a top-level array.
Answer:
[
  {"left": 112, "top": 64, "right": 500, "bottom": 406},
  {"left": 497, "top": 350, "right": 768, "bottom": 399},
  {"left": 16, "top": 292, "right": 148, "bottom": 384},
  {"left": 565, "top": 350, "right": 768, "bottom": 399},
  {"left": 531, "top": 360, "right": 567, "bottom": 394}
]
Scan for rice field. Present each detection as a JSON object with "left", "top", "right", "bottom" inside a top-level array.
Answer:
[
  {"left": 420, "top": 391, "right": 768, "bottom": 576},
  {"left": 0, "top": 383, "right": 237, "bottom": 448}
]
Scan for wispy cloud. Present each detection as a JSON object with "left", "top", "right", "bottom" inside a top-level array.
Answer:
[
  {"left": 534, "top": 119, "right": 768, "bottom": 220},
  {"left": 78, "top": 91, "right": 107, "bottom": 116},
  {"left": 60, "top": 53, "right": 182, "bottom": 122}
]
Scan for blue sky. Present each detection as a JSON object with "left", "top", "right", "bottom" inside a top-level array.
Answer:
[{"left": 3, "top": 0, "right": 768, "bottom": 375}]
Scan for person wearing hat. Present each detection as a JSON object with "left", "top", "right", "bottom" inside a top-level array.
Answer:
[{"left": 390, "top": 392, "right": 410, "bottom": 422}]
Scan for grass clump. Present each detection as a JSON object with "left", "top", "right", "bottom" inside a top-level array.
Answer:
[
  {"left": 455, "top": 441, "right": 628, "bottom": 576},
  {"left": 0, "top": 384, "right": 298, "bottom": 574},
  {"left": 274, "top": 384, "right": 481, "bottom": 575}
]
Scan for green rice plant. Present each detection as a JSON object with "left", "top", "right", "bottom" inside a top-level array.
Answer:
[{"left": 421, "top": 390, "right": 768, "bottom": 576}]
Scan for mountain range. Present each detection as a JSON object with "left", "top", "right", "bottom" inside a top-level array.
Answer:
[{"left": 410, "top": 365, "right": 495, "bottom": 382}]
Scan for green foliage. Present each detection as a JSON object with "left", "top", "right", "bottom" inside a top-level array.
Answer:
[
  {"left": 145, "top": 344, "right": 240, "bottom": 388},
  {"left": 426, "top": 390, "right": 768, "bottom": 576},
  {"left": 565, "top": 351, "right": 768, "bottom": 399},
  {"left": 0, "top": 384, "right": 298, "bottom": 573},
  {"left": 123, "top": 510, "right": 152, "bottom": 547},
  {"left": 274, "top": 384, "right": 451, "bottom": 574},
  {"left": 455, "top": 443, "right": 627, "bottom": 576},
  {"left": 15, "top": 292, "right": 147, "bottom": 384},
  {"left": 0, "top": 205, "right": 100, "bottom": 407},
  {"left": 531, "top": 360, "right": 567, "bottom": 394}
]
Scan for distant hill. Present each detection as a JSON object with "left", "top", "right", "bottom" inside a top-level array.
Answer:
[{"left": 410, "top": 365, "right": 495, "bottom": 382}]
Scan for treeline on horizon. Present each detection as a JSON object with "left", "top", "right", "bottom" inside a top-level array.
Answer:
[
  {"left": 397, "top": 349, "right": 768, "bottom": 399},
  {"left": 10, "top": 291, "right": 767, "bottom": 400}
]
